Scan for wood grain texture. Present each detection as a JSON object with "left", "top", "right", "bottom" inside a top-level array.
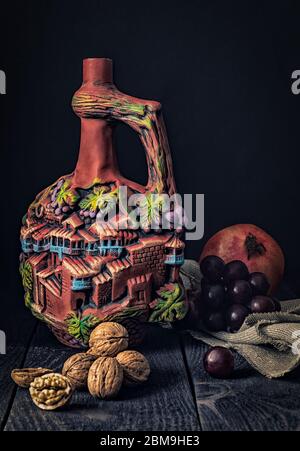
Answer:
[
  {"left": 181, "top": 286, "right": 300, "bottom": 431},
  {"left": 0, "top": 314, "right": 37, "bottom": 430},
  {"left": 5, "top": 323, "right": 200, "bottom": 431}
]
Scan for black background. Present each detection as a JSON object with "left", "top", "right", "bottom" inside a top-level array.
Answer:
[{"left": 0, "top": 0, "right": 300, "bottom": 333}]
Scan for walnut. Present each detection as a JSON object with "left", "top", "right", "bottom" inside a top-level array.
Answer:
[
  {"left": 87, "top": 322, "right": 128, "bottom": 357},
  {"left": 117, "top": 318, "right": 146, "bottom": 347},
  {"left": 62, "top": 353, "right": 96, "bottom": 390},
  {"left": 116, "top": 350, "right": 150, "bottom": 386},
  {"left": 29, "top": 373, "right": 74, "bottom": 410},
  {"left": 11, "top": 368, "right": 53, "bottom": 388},
  {"left": 87, "top": 356, "right": 123, "bottom": 399}
]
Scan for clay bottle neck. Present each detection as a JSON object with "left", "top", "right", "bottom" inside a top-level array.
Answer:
[
  {"left": 72, "top": 58, "right": 119, "bottom": 187},
  {"left": 73, "top": 118, "right": 119, "bottom": 188},
  {"left": 82, "top": 57, "right": 113, "bottom": 84}
]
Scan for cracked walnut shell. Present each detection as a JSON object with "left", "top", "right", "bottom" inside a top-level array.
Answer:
[
  {"left": 116, "top": 350, "right": 150, "bottom": 386},
  {"left": 62, "top": 353, "right": 96, "bottom": 390},
  {"left": 88, "top": 322, "right": 128, "bottom": 357},
  {"left": 87, "top": 356, "right": 123, "bottom": 399},
  {"left": 29, "top": 373, "right": 73, "bottom": 410},
  {"left": 11, "top": 368, "right": 53, "bottom": 388}
]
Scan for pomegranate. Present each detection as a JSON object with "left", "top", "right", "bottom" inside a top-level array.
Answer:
[{"left": 199, "top": 224, "right": 284, "bottom": 294}]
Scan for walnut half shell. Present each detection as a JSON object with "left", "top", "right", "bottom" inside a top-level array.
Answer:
[
  {"left": 11, "top": 368, "right": 53, "bottom": 388},
  {"left": 29, "top": 373, "right": 73, "bottom": 410}
]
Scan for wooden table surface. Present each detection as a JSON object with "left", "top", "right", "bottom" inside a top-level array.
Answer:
[{"left": 1, "top": 284, "right": 300, "bottom": 432}]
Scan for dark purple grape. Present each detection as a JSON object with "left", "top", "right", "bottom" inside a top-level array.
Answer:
[
  {"left": 204, "top": 311, "right": 226, "bottom": 332},
  {"left": 226, "top": 304, "right": 249, "bottom": 332},
  {"left": 200, "top": 255, "right": 225, "bottom": 283},
  {"left": 202, "top": 284, "right": 225, "bottom": 311},
  {"left": 227, "top": 280, "right": 252, "bottom": 304},
  {"left": 223, "top": 260, "right": 249, "bottom": 283},
  {"left": 203, "top": 347, "right": 234, "bottom": 378},
  {"left": 248, "top": 272, "right": 270, "bottom": 296},
  {"left": 250, "top": 296, "right": 276, "bottom": 313},
  {"left": 272, "top": 298, "right": 281, "bottom": 312}
]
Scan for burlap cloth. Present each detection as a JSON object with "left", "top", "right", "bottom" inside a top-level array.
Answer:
[{"left": 180, "top": 260, "right": 300, "bottom": 378}]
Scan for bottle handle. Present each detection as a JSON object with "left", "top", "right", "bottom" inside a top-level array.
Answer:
[{"left": 72, "top": 84, "right": 176, "bottom": 194}]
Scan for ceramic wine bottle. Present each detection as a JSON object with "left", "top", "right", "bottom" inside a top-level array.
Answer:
[{"left": 20, "top": 58, "right": 187, "bottom": 347}]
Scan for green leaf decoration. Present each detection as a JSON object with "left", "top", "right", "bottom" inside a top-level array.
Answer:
[
  {"left": 56, "top": 179, "right": 79, "bottom": 206},
  {"left": 19, "top": 261, "right": 33, "bottom": 292},
  {"left": 79, "top": 185, "right": 118, "bottom": 213},
  {"left": 139, "top": 193, "right": 164, "bottom": 229},
  {"left": 65, "top": 313, "right": 101, "bottom": 345},
  {"left": 149, "top": 283, "right": 188, "bottom": 322}
]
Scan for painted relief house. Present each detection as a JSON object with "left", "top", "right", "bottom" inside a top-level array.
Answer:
[{"left": 21, "top": 211, "right": 185, "bottom": 321}]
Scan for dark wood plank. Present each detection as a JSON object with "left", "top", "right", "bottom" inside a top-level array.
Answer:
[
  {"left": 5, "top": 323, "right": 201, "bottom": 431},
  {"left": 181, "top": 283, "right": 300, "bottom": 431},
  {"left": 0, "top": 314, "right": 37, "bottom": 430},
  {"left": 181, "top": 334, "right": 300, "bottom": 431}
]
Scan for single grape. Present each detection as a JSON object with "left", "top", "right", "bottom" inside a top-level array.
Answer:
[
  {"left": 200, "top": 255, "right": 225, "bottom": 283},
  {"left": 62, "top": 206, "right": 70, "bottom": 213},
  {"left": 227, "top": 280, "right": 252, "bottom": 304},
  {"left": 250, "top": 296, "right": 276, "bottom": 313},
  {"left": 83, "top": 211, "right": 90, "bottom": 218},
  {"left": 223, "top": 260, "right": 249, "bottom": 283},
  {"left": 248, "top": 272, "right": 270, "bottom": 296},
  {"left": 55, "top": 207, "right": 62, "bottom": 216},
  {"left": 226, "top": 304, "right": 249, "bottom": 332},
  {"left": 204, "top": 311, "right": 226, "bottom": 332},
  {"left": 202, "top": 284, "right": 225, "bottom": 311},
  {"left": 90, "top": 211, "right": 96, "bottom": 218},
  {"left": 203, "top": 347, "right": 234, "bottom": 378}
]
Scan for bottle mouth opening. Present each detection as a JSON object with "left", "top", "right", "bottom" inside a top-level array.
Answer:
[{"left": 82, "top": 58, "right": 113, "bottom": 83}]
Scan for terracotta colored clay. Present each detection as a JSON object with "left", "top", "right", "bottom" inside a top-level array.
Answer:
[{"left": 20, "top": 58, "right": 187, "bottom": 347}]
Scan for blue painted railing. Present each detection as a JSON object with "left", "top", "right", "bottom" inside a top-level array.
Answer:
[
  {"left": 50, "top": 244, "right": 83, "bottom": 258},
  {"left": 21, "top": 240, "right": 33, "bottom": 253},
  {"left": 33, "top": 243, "right": 50, "bottom": 252},
  {"left": 165, "top": 254, "right": 184, "bottom": 265},
  {"left": 72, "top": 278, "right": 91, "bottom": 291},
  {"left": 50, "top": 245, "right": 65, "bottom": 259}
]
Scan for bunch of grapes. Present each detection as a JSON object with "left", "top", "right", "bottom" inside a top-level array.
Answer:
[
  {"left": 200, "top": 255, "right": 281, "bottom": 333},
  {"left": 46, "top": 179, "right": 71, "bottom": 217},
  {"left": 79, "top": 209, "right": 97, "bottom": 221}
]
